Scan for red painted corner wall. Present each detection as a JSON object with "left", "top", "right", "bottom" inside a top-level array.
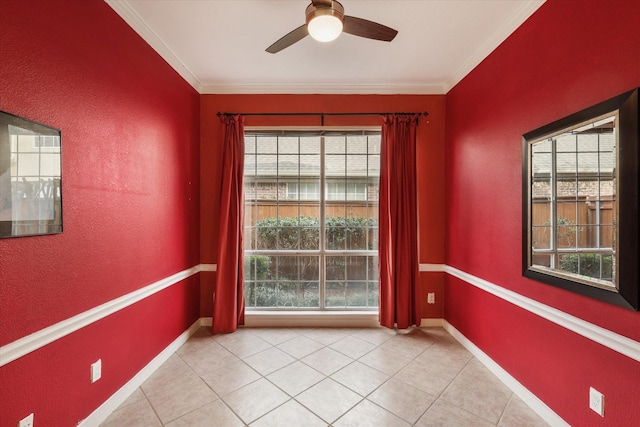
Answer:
[
  {"left": 0, "top": 1, "right": 200, "bottom": 425},
  {"left": 200, "top": 94, "right": 446, "bottom": 318},
  {"left": 445, "top": 0, "right": 640, "bottom": 425}
]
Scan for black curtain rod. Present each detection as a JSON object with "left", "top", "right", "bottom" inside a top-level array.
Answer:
[{"left": 216, "top": 111, "right": 428, "bottom": 117}]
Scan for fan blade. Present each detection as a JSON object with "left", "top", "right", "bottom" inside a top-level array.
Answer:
[
  {"left": 266, "top": 24, "right": 309, "bottom": 54},
  {"left": 343, "top": 16, "right": 398, "bottom": 42}
]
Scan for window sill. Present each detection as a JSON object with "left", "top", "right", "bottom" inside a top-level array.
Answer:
[{"left": 244, "top": 310, "right": 380, "bottom": 328}]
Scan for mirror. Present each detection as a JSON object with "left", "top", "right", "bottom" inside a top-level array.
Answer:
[
  {"left": 523, "top": 89, "right": 638, "bottom": 310},
  {"left": 0, "top": 111, "right": 62, "bottom": 238}
]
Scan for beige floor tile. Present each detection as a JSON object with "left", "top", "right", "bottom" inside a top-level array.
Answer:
[
  {"left": 277, "top": 335, "right": 325, "bottom": 359},
  {"left": 329, "top": 335, "right": 377, "bottom": 359},
  {"left": 334, "top": 399, "right": 410, "bottom": 427},
  {"left": 266, "top": 361, "right": 325, "bottom": 396},
  {"left": 251, "top": 399, "right": 328, "bottom": 427},
  {"left": 393, "top": 357, "right": 467, "bottom": 396},
  {"left": 176, "top": 333, "right": 226, "bottom": 359},
  {"left": 498, "top": 395, "right": 550, "bottom": 427},
  {"left": 164, "top": 400, "right": 244, "bottom": 427},
  {"left": 416, "top": 338, "right": 473, "bottom": 367},
  {"left": 295, "top": 378, "right": 362, "bottom": 424},
  {"left": 216, "top": 333, "right": 272, "bottom": 359},
  {"left": 415, "top": 399, "right": 494, "bottom": 427},
  {"left": 100, "top": 327, "right": 550, "bottom": 427},
  {"left": 222, "top": 378, "right": 290, "bottom": 424},
  {"left": 100, "top": 398, "right": 161, "bottom": 427},
  {"left": 439, "top": 359, "right": 513, "bottom": 424},
  {"left": 243, "top": 346, "right": 296, "bottom": 375},
  {"left": 251, "top": 328, "right": 300, "bottom": 345},
  {"left": 358, "top": 347, "right": 413, "bottom": 376},
  {"left": 178, "top": 341, "right": 239, "bottom": 376},
  {"left": 331, "top": 360, "right": 390, "bottom": 396},
  {"left": 141, "top": 355, "right": 199, "bottom": 396},
  {"left": 304, "top": 328, "right": 349, "bottom": 345},
  {"left": 115, "top": 387, "right": 146, "bottom": 411},
  {"left": 380, "top": 333, "right": 435, "bottom": 359},
  {"left": 368, "top": 378, "right": 436, "bottom": 424},
  {"left": 145, "top": 375, "right": 218, "bottom": 424},
  {"left": 351, "top": 328, "right": 396, "bottom": 346},
  {"left": 301, "top": 347, "right": 354, "bottom": 375},
  {"left": 200, "top": 360, "right": 261, "bottom": 397}
]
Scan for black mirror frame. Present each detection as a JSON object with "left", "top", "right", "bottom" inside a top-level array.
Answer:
[
  {"left": 0, "top": 111, "right": 63, "bottom": 238},
  {"left": 522, "top": 88, "right": 639, "bottom": 310}
]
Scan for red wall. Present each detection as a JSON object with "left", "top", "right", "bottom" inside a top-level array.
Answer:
[
  {"left": 0, "top": 1, "right": 200, "bottom": 425},
  {"left": 200, "top": 94, "right": 446, "bottom": 319},
  {"left": 445, "top": 0, "right": 640, "bottom": 425}
]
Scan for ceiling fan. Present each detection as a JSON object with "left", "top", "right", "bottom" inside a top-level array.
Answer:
[{"left": 266, "top": 0, "right": 398, "bottom": 54}]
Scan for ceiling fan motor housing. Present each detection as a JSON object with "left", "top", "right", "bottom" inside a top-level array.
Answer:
[{"left": 305, "top": 1, "right": 345, "bottom": 25}]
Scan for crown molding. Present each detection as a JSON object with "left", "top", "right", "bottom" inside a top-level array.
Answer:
[
  {"left": 105, "top": 0, "right": 204, "bottom": 93},
  {"left": 199, "top": 83, "right": 446, "bottom": 95},
  {"left": 444, "top": 0, "right": 546, "bottom": 93}
]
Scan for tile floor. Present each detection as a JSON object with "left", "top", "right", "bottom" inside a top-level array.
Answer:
[{"left": 101, "top": 326, "right": 549, "bottom": 426}]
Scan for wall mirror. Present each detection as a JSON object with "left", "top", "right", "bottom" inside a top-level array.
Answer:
[
  {"left": 522, "top": 88, "right": 638, "bottom": 310},
  {"left": 0, "top": 111, "right": 62, "bottom": 238}
]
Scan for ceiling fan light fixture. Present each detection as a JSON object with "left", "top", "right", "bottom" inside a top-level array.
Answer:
[{"left": 306, "top": 1, "right": 344, "bottom": 42}]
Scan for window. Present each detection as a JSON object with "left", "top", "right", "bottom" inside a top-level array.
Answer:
[
  {"left": 244, "top": 130, "right": 380, "bottom": 310},
  {"left": 326, "top": 182, "right": 368, "bottom": 201},
  {"left": 287, "top": 182, "right": 320, "bottom": 200},
  {"left": 523, "top": 88, "right": 639, "bottom": 310}
]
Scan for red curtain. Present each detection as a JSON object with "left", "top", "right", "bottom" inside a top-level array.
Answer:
[
  {"left": 379, "top": 114, "right": 421, "bottom": 329},
  {"left": 213, "top": 114, "right": 245, "bottom": 334}
]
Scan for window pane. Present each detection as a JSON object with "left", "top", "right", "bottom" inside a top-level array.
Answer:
[
  {"left": 368, "top": 136, "right": 381, "bottom": 154},
  {"left": 326, "top": 154, "right": 346, "bottom": 177},
  {"left": 346, "top": 282, "right": 367, "bottom": 307},
  {"left": 300, "top": 136, "right": 320, "bottom": 154},
  {"left": 556, "top": 134, "right": 576, "bottom": 152},
  {"left": 326, "top": 256, "right": 345, "bottom": 280},
  {"left": 347, "top": 136, "right": 367, "bottom": 154},
  {"left": 279, "top": 136, "right": 299, "bottom": 154},
  {"left": 278, "top": 226, "right": 300, "bottom": 250},
  {"left": 256, "top": 136, "right": 277, "bottom": 153},
  {"left": 245, "top": 135, "right": 256, "bottom": 154},
  {"left": 326, "top": 225, "right": 346, "bottom": 250},
  {"left": 325, "top": 136, "right": 345, "bottom": 154},
  {"left": 277, "top": 256, "right": 298, "bottom": 281},
  {"left": 346, "top": 256, "right": 367, "bottom": 280},
  {"left": 325, "top": 282, "right": 346, "bottom": 307},
  {"left": 347, "top": 155, "right": 367, "bottom": 177},
  {"left": 300, "top": 256, "right": 320, "bottom": 281},
  {"left": 300, "top": 155, "right": 320, "bottom": 179}
]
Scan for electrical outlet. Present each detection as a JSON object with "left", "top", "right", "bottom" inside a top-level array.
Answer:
[
  {"left": 91, "top": 359, "right": 102, "bottom": 383},
  {"left": 18, "top": 413, "right": 34, "bottom": 427},
  {"left": 589, "top": 387, "right": 604, "bottom": 417},
  {"left": 427, "top": 292, "right": 435, "bottom": 304}
]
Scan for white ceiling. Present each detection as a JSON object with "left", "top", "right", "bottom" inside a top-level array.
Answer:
[{"left": 106, "top": 0, "right": 545, "bottom": 95}]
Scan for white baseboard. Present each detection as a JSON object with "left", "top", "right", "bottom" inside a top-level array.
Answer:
[
  {"left": 443, "top": 320, "right": 569, "bottom": 427},
  {"left": 78, "top": 318, "right": 206, "bottom": 427},
  {"left": 243, "top": 311, "right": 380, "bottom": 328}
]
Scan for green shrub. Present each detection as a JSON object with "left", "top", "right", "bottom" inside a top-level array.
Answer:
[
  {"left": 254, "top": 215, "right": 377, "bottom": 250},
  {"left": 559, "top": 254, "right": 613, "bottom": 279}
]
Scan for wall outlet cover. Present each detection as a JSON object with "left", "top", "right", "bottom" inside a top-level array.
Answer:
[
  {"left": 91, "top": 359, "right": 102, "bottom": 383},
  {"left": 18, "top": 413, "right": 34, "bottom": 427},
  {"left": 589, "top": 387, "right": 604, "bottom": 417}
]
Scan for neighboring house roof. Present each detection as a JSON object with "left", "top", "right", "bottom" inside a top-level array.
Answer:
[
  {"left": 245, "top": 133, "right": 381, "bottom": 178},
  {"left": 532, "top": 132, "right": 616, "bottom": 177}
]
